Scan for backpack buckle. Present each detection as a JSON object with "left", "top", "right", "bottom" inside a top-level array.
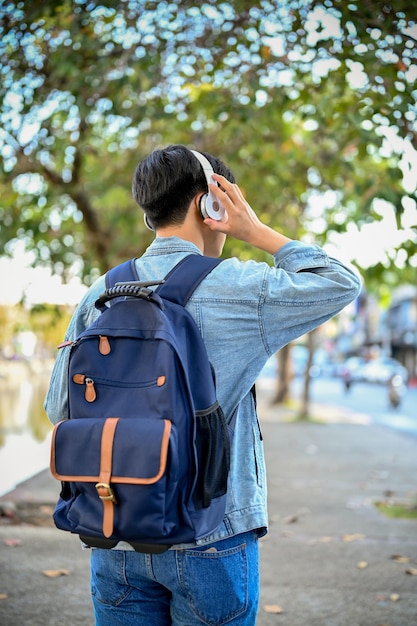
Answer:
[{"left": 95, "top": 482, "right": 117, "bottom": 503}]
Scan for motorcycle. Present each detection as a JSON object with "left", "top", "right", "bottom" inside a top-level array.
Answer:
[{"left": 387, "top": 374, "right": 406, "bottom": 409}]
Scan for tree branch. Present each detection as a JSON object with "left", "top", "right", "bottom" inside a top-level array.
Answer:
[{"left": 70, "top": 188, "right": 111, "bottom": 270}]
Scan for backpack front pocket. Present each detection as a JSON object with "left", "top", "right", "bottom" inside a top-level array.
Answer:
[{"left": 50, "top": 416, "right": 177, "bottom": 540}]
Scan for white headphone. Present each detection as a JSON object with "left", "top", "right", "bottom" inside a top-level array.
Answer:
[
  {"left": 143, "top": 149, "right": 227, "bottom": 231},
  {"left": 190, "top": 150, "right": 227, "bottom": 222},
  {"left": 143, "top": 213, "right": 154, "bottom": 231}
]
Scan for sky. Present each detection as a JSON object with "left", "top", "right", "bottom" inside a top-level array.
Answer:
[{"left": 2, "top": 250, "right": 87, "bottom": 306}]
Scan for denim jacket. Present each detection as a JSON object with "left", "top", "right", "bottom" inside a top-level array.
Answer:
[{"left": 45, "top": 237, "right": 361, "bottom": 547}]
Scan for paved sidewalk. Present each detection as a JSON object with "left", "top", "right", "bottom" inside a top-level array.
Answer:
[
  {"left": 257, "top": 400, "right": 417, "bottom": 626},
  {"left": 0, "top": 390, "right": 416, "bottom": 626}
]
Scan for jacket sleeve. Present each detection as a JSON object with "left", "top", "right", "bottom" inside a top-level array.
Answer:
[{"left": 262, "top": 241, "right": 362, "bottom": 354}]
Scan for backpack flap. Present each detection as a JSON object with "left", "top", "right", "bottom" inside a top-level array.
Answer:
[{"left": 50, "top": 417, "right": 172, "bottom": 540}]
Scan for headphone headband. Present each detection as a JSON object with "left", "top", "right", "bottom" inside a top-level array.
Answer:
[
  {"left": 190, "top": 149, "right": 226, "bottom": 221},
  {"left": 190, "top": 150, "right": 214, "bottom": 186}
]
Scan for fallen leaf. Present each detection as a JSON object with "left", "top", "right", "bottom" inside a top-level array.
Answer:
[
  {"left": 356, "top": 561, "right": 368, "bottom": 569},
  {"left": 0, "top": 594, "right": 8, "bottom": 600},
  {"left": 263, "top": 604, "right": 284, "bottom": 614},
  {"left": 390, "top": 554, "right": 410, "bottom": 563},
  {"left": 318, "top": 536, "right": 334, "bottom": 543},
  {"left": 3, "top": 538, "right": 22, "bottom": 547},
  {"left": 40, "top": 505, "right": 54, "bottom": 514},
  {"left": 390, "top": 593, "right": 400, "bottom": 602},
  {"left": 42, "top": 569, "right": 71, "bottom": 578},
  {"left": 283, "top": 515, "right": 298, "bottom": 524},
  {"left": 405, "top": 567, "right": 417, "bottom": 576},
  {"left": 343, "top": 533, "right": 366, "bottom": 542}
]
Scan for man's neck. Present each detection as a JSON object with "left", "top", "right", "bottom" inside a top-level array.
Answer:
[{"left": 155, "top": 225, "right": 205, "bottom": 254}]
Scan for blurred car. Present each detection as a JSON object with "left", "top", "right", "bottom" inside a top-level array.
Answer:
[{"left": 358, "top": 357, "right": 408, "bottom": 385}]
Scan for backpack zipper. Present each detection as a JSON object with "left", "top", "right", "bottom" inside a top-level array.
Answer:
[{"left": 72, "top": 374, "right": 166, "bottom": 402}]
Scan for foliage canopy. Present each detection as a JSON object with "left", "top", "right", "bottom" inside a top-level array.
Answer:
[{"left": 1, "top": 0, "right": 416, "bottom": 288}]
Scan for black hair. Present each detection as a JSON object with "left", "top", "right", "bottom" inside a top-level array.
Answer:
[{"left": 132, "top": 144, "right": 235, "bottom": 229}]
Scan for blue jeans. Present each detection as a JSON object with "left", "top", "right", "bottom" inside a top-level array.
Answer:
[{"left": 90, "top": 531, "right": 259, "bottom": 625}]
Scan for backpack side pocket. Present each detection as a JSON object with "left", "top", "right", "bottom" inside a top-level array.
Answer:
[{"left": 194, "top": 404, "right": 231, "bottom": 509}]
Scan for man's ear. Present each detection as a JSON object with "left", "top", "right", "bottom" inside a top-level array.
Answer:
[
  {"left": 189, "top": 194, "right": 205, "bottom": 223},
  {"left": 195, "top": 193, "right": 205, "bottom": 221}
]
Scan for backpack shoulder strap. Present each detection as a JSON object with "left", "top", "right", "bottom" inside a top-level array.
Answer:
[
  {"left": 105, "top": 258, "right": 138, "bottom": 289},
  {"left": 157, "top": 254, "right": 222, "bottom": 306},
  {"left": 104, "top": 254, "right": 222, "bottom": 306}
]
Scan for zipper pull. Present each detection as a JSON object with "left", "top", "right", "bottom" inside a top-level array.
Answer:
[
  {"left": 99, "top": 336, "right": 111, "bottom": 355},
  {"left": 73, "top": 374, "right": 97, "bottom": 402},
  {"left": 58, "top": 340, "right": 75, "bottom": 349}
]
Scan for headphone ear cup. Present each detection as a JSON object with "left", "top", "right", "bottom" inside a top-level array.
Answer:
[
  {"left": 201, "top": 191, "right": 227, "bottom": 221},
  {"left": 143, "top": 213, "right": 154, "bottom": 231},
  {"left": 199, "top": 194, "right": 209, "bottom": 219},
  {"left": 199, "top": 190, "right": 227, "bottom": 221}
]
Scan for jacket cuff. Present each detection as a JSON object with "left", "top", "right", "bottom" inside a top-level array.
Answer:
[{"left": 273, "top": 241, "right": 330, "bottom": 272}]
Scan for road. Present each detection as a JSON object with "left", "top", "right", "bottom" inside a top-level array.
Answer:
[{"left": 305, "top": 375, "right": 417, "bottom": 437}]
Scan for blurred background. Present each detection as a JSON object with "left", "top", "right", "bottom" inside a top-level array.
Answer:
[{"left": 1, "top": 0, "right": 416, "bottom": 495}]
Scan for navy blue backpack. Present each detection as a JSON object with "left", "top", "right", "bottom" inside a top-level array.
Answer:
[{"left": 50, "top": 254, "right": 232, "bottom": 552}]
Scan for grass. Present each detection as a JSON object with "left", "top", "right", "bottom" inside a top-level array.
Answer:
[{"left": 375, "top": 500, "right": 417, "bottom": 520}]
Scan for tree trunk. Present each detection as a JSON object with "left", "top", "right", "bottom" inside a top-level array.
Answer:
[
  {"left": 272, "top": 344, "right": 292, "bottom": 404},
  {"left": 297, "top": 330, "right": 318, "bottom": 420}
]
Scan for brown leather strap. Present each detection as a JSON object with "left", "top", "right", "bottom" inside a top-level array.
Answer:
[{"left": 95, "top": 417, "right": 119, "bottom": 538}]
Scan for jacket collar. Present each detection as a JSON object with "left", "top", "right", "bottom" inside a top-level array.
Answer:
[{"left": 144, "top": 236, "right": 203, "bottom": 256}]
